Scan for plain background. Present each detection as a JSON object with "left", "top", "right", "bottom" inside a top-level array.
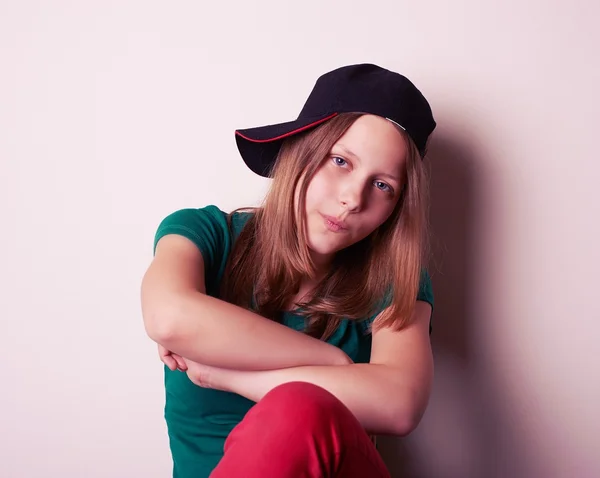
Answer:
[{"left": 1, "top": 1, "right": 598, "bottom": 477}]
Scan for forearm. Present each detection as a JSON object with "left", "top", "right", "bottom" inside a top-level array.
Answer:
[
  {"left": 224, "top": 364, "right": 423, "bottom": 436},
  {"left": 151, "top": 290, "right": 350, "bottom": 370}
]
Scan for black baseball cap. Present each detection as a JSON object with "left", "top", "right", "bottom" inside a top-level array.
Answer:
[{"left": 235, "top": 63, "right": 436, "bottom": 177}]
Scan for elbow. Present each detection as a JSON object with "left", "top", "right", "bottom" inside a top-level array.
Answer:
[
  {"left": 141, "top": 295, "right": 188, "bottom": 347},
  {"left": 390, "top": 412, "right": 421, "bottom": 437},
  {"left": 141, "top": 287, "right": 209, "bottom": 354},
  {"left": 387, "top": 397, "right": 427, "bottom": 437},
  {"left": 143, "top": 306, "right": 178, "bottom": 346},
  {"left": 143, "top": 309, "right": 177, "bottom": 345},
  {"left": 141, "top": 275, "right": 198, "bottom": 347}
]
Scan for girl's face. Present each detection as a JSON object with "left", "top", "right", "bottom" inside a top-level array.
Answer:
[{"left": 299, "top": 114, "right": 408, "bottom": 269}]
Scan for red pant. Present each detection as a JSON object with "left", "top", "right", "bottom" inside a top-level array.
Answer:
[{"left": 210, "top": 382, "right": 391, "bottom": 477}]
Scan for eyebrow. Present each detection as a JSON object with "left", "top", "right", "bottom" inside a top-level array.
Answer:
[{"left": 335, "top": 145, "right": 401, "bottom": 182}]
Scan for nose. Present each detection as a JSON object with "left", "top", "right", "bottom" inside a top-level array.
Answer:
[{"left": 338, "top": 178, "right": 365, "bottom": 212}]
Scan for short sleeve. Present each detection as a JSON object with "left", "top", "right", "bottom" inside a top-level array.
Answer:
[
  {"left": 417, "top": 269, "right": 435, "bottom": 334},
  {"left": 417, "top": 269, "right": 434, "bottom": 309},
  {"left": 153, "top": 205, "right": 232, "bottom": 291}
]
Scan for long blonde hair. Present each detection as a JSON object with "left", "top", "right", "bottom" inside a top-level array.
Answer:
[{"left": 220, "top": 113, "right": 429, "bottom": 340}]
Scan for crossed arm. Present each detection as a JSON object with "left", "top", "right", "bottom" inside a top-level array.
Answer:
[{"left": 141, "top": 234, "right": 434, "bottom": 436}]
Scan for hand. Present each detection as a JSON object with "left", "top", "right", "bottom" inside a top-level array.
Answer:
[
  {"left": 158, "top": 344, "right": 187, "bottom": 372},
  {"left": 182, "top": 358, "right": 233, "bottom": 392}
]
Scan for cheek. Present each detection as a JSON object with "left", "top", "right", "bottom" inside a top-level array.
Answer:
[
  {"left": 377, "top": 203, "right": 397, "bottom": 224},
  {"left": 376, "top": 202, "right": 397, "bottom": 225},
  {"left": 356, "top": 204, "right": 397, "bottom": 239},
  {"left": 304, "top": 172, "right": 331, "bottom": 209}
]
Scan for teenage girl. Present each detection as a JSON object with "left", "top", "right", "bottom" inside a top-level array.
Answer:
[{"left": 141, "top": 63, "right": 437, "bottom": 478}]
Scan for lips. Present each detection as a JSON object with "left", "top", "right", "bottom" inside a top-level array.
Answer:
[{"left": 321, "top": 214, "right": 348, "bottom": 232}]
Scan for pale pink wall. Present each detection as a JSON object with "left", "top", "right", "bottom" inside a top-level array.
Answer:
[{"left": 1, "top": 2, "right": 598, "bottom": 477}]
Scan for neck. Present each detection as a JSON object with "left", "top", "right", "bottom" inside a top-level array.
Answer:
[{"left": 309, "top": 251, "right": 334, "bottom": 280}]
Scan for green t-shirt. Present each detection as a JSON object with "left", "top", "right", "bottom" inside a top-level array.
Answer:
[{"left": 152, "top": 205, "right": 434, "bottom": 478}]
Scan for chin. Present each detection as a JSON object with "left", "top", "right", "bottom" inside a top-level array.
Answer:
[
  {"left": 305, "top": 221, "right": 355, "bottom": 258},
  {"left": 307, "top": 236, "right": 348, "bottom": 258}
]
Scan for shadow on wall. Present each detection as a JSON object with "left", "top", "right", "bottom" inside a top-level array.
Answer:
[{"left": 376, "top": 130, "right": 528, "bottom": 478}]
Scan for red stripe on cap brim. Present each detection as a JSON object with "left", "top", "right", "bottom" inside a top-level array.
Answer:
[{"left": 235, "top": 113, "right": 339, "bottom": 143}]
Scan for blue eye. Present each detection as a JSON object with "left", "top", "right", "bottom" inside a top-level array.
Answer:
[
  {"left": 332, "top": 156, "right": 347, "bottom": 167},
  {"left": 374, "top": 181, "right": 392, "bottom": 192}
]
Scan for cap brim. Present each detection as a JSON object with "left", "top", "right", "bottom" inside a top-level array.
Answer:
[{"left": 235, "top": 113, "right": 338, "bottom": 177}]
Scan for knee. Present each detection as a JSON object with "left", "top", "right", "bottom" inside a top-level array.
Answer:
[
  {"left": 258, "top": 381, "right": 350, "bottom": 430},
  {"left": 263, "top": 381, "right": 340, "bottom": 407}
]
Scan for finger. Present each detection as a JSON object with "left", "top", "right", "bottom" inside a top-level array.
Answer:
[
  {"left": 157, "top": 346, "right": 177, "bottom": 370},
  {"left": 173, "top": 354, "right": 188, "bottom": 371},
  {"left": 162, "top": 355, "right": 177, "bottom": 371}
]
